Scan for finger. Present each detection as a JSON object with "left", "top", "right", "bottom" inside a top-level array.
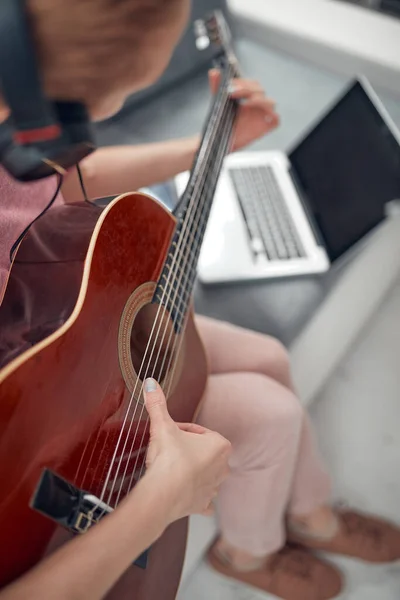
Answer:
[
  {"left": 260, "top": 111, "right": 280, "bottom": 129},
  {"left": 239, "top": 96, "right": 277, "bottom": 112},
  {"left": 266, "top": 112, "right": 280, "bottom": 128},
  {"left": 208, "top": 68, "right": 221, "bottom": 95},
  {"left": 202, "top": 503, "right": 216, "bottom": 516},
  {"left": 239, "top": 97, "right": 276, "bottom": 112},
  {"left": 229, "top": 79, "right": 265, "bottom": 98},
  {"left": 143, "top": 378, "right": 171, "bottom": 432},
  {"left": 237, "top": 91, "right": 275, "bottom": 106},
  {"left": 177, "top": 422, "right": 208, "bottom": 435},
  {"left": 237, "top": 106, "right": 280, "bottom": 129}
]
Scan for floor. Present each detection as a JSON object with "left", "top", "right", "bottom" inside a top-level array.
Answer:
[{"left": 178, "top": 280, "right": 400, "bottom": 599}]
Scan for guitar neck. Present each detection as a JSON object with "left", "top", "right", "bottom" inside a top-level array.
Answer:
[{"left": 154, "top": 64, "right": 240, "bottom": 330}]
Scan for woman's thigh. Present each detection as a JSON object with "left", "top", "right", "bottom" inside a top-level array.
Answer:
[{"left": 196, "top": 315, "right": 293, "bottom": 390}]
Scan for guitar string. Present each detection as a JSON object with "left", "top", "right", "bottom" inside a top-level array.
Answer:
[
  {"left": 127, "top": 99, "right": 237, "bottom": 492},
  {"left": 130, "top": 34, "right": 245, "bottom": 482},
  {"left": 157, "top": 103, "right": 236, "bottom": 391},
  {"left": 119, "top": 85, "right": 236, "bottom": 495},
  {"left": 108, "top": 73, "right": 235, "bottom": 507},
  {"left": 82, "top": 387, "right": 127, "bottom": 494},
  {"left": 75, "top": 349, "right": 129, "bottom": 490},
  {"left": 96, "top": 66, "right": 234, "bottom": 509},
  {"left": 86, "top": 61, "right": 237, "bottom": 510},
  {"left": 119, "top": 100, "right": 236, "bottom": 502}
]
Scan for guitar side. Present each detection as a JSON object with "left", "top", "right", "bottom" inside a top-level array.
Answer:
[{"left": 0, "top": 193, "right": 208, "bottom": 599}]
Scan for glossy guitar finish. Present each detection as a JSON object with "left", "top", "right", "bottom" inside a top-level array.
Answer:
[
  {"left": 0, "top": 194, "right": 208, "bottom": 598},
  {"left": 0, "top": 10, "right": 241, "bottom": 597}
]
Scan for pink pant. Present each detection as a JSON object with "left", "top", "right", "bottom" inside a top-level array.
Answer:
[{"left": 195, "top": 316, "right": 331, "bottom": 557}]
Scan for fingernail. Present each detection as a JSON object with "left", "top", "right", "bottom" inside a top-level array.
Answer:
[
  {"left": 266, "top": 113, "right": 278, "bottom": 123},
  {"left": 144, "top": 378, "right": 157, "bottom": 392},
  {"left": 227, "top": 82, "right": 237, "bottom": 94}
]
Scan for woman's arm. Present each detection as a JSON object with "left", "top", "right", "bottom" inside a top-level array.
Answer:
[
  {"left": 62, "top": 136, "right": 200, "bottom": 202},
  {"left": 61, "top": 74, "right": 279, "bottom": 204},
  {"left": 0, "top": 472, "right": 170, "bottom": 600}
]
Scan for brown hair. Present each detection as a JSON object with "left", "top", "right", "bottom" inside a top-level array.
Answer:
[{"left": 23, "top": 0, "right": 185, "bottom": 111}]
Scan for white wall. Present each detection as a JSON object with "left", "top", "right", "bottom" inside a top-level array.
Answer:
[{"left": 229, "top": 0, "right": 400, "bottom": 97}]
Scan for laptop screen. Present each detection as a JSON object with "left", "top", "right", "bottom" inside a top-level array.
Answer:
[{"left": 289, "top": 80, "right": 400, "bottom": 262}]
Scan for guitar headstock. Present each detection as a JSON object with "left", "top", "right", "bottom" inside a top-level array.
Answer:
[{"left": 194, "top": 10, "right": 239, "bottom": 74}]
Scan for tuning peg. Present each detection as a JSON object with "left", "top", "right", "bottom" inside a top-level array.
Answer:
[{"left": 194, "top": 19, "right": 210, "bottom": 50}]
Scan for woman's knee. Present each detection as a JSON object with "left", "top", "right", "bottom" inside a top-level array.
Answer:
[
  {"left": 242, "top": 374, "right": 303, "bottom": 436},
  {"left": 232, "top": 375, "right": 303, "bottom": 467},
  {"left": 257, "top": 335, "right": 293, "bottom": 389}
]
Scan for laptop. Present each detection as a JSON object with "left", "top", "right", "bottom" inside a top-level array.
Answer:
[{"left": 175, "top": 77, "right": 400, "bottom": 284}]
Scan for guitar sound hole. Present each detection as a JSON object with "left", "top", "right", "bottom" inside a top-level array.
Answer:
[{"left": 130, "top": 302, "right": 176, "bottom": 384}]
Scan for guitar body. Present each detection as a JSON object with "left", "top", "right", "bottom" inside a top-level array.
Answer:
[{"left": 0, "top": 193, "right": 208, "bottom": 598}]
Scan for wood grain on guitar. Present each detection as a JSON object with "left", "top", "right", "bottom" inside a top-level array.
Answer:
[{"left": 0, "top": 195, "right": 207, "bottom": 599}]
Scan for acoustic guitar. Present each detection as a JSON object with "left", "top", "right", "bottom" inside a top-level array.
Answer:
[{"left": 0, "top": 11, "right": 239, "bottom": 599}]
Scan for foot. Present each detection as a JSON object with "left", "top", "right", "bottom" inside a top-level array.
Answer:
[
  {"left": 288, "top": 509, "right": 400, "bottom": 563},
  {"left": 290, "top": 506, "right": 339, "bottom": 541},
  {"left": 208, "top": 542, "right": 343, "bottom": 600}
]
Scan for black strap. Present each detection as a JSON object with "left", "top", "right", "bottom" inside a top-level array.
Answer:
[{"left": 9, "top": 174, "right": 64, "bottom": 262}]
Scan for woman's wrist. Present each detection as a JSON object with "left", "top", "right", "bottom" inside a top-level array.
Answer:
[
  {"left": 125, "top": 469, "right": 178, "bottom": 534},
  {"left": 132, "top": 466, "right": 185, "bottom": 529}
]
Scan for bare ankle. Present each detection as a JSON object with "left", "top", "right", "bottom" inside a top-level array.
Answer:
[
  {"left": 289, "top": 505, "right": 339, "bottom": 540},
  {"left": 214, "top": 538, "right": 268, "bottom": 572}
]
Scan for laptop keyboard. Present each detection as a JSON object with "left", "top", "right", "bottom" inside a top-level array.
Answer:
[{"left": 229, "top": 166, "right": 306, "bottom": 261}]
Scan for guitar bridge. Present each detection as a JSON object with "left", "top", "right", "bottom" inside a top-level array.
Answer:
[{"left": 31, "top": 469, "right": 148, "bottom": 569}]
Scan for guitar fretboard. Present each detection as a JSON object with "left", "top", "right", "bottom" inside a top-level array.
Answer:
[{"left": 153, "top": 61, "right": 238, "bottom": 332}]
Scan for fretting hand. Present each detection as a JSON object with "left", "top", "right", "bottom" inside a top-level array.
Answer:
[
  {"left": 208, "top": 69, "right": 280, "bottom": 152},
  {"left": 142, "top": 378, "right": 231, "bottom": 523}
]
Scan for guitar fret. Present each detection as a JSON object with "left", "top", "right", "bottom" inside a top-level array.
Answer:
[{"left": 153, "top": 36, "right": 238, "bottom": 328}]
